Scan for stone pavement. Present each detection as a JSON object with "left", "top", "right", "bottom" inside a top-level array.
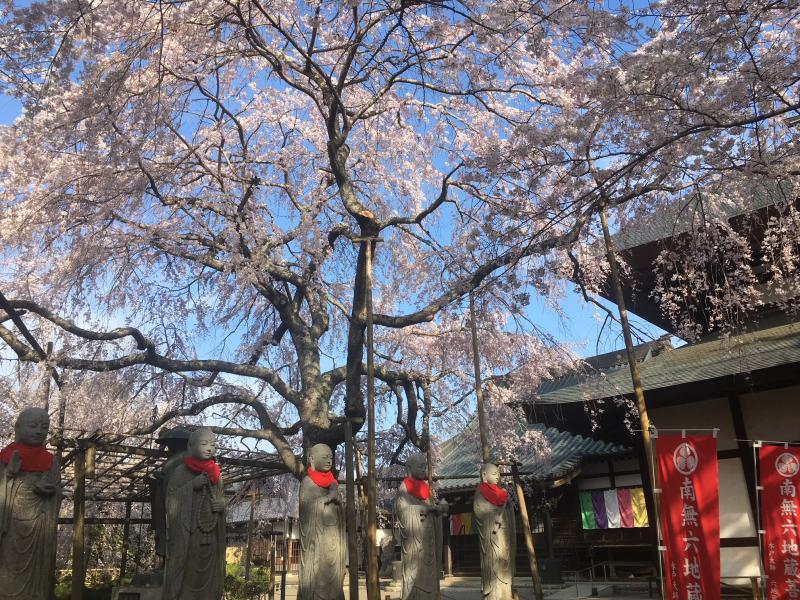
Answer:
[{"left": 268, "top": 575, "right": 655, "bottom": 600}]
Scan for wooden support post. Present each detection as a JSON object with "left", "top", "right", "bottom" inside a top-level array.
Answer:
[
  {"left": 598, "top": 203, "right": 656, "bottom": 502},
  {"left": 119, "top": 501, "right": 132, "bottom": 584},
  {"left": 41, "top": 341, "right": 53, "bottom": 411},
  {"left": 512, "top": 463, "right": 543, "bottom": 600},
  {"left": 85, "top": 445, "right": 96, "bottom": 479},
  {"left": 598, "top": 201, "right": 663, "bottom": 592},
  {"left": 71, "top": 447, "right": 87, "bottom": 600},
  {"left": 423, "top": 383, "right": 434, "bottom": 492},
  {"left": 245, "top": 486, "right": 256, "bottom": 580},
  {"left": 344, "top": 419, "right": 360, "bottom": 600},
  {"left": 443, "top": 516, "right": 452, "bottom": 576},
  {"left": 268, "top": 524, "right": 276, "bottom": 600},
  {"left": 543, "top": 508, "right": 555, "bottom": 560},
  {"left": 751, "top": 576, "right": 761, "bottom": 600},
  {"left": 469, "top": 292, "right": 490, "bottom": 463},
  {"left": 280, "top": 518, "right": 288, "bottom": 600},
  {"left": 364, "top": 239, "right": 379, "bottom": 600}
]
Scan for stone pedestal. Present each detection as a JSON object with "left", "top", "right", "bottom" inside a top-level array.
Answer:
[
  {"left": 392, "top": 560, "right": 403, "bottom": 584},
  {"left": 112, "top": 585, "right": 163, "bottom": 600}
]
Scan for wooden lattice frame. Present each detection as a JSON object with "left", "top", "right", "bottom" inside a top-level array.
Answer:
[{"left": 58, "top": 432, "right": 288, "bottom": 503}]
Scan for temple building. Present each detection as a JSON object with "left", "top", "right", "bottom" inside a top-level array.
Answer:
[
  {"left": 436, "top": 195, "right": 800, "bottom": 585},
  {"left": 435, "top": 421, "right": 644, "bottom": 582}
]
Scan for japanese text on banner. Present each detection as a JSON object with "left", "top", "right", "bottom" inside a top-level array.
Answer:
[
  {"left": 759, "top": 446, "right": 800, "bottom": 600},
  {"left": 657, "top": 435, "right": 720, "bottom": 600}
]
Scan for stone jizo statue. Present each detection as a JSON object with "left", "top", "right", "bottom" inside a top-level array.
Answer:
[
  {"left": 473, "top": 463, "right": 516, "bottom": 600},
  {"left": 394, "top": 453, "right": 449, "bottom": 600},
  {"left": 164, "top": 427, "right": 226, "bottom": 600},
  {"left": 0, "top": 407, "right": 62, "bottom": 600},
  {"left": 151, "top": 426, "right": 191, "bottom": 559},
  {"left": 299, "top": 443, "right": 346, "bottom": 600}
]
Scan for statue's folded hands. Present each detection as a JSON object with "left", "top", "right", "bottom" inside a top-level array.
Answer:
[{"left": 6, "top": 450, "right": 21, "bottom": 477}]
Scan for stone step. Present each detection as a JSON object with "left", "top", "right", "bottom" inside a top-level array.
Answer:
[{"left": 545, "top": 582, "right": 614, "bottom": 599}]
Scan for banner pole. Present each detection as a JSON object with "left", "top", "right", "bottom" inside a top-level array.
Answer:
[
  {"left": 752, "top": 442, "right": 765, "bottom": 597},
  {"left": 649, "top": 432, "right": 666, "bottom": 600}
]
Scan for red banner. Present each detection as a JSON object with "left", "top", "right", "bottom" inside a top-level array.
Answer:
[
  {"left": 759, "top": 445, "right": 800, "bottom": 600},
  {"left": 657, "top": 435, "right": 720, "bottom": 600}
]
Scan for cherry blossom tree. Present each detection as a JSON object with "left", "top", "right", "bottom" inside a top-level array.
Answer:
[
  {"left": 505, "top": 0, "right": 800, "bottom": 339},
  {"left": 0, "top": 0, "right": 610, "bottom": 473},
  {"left": 0, "top": 0, "right": 797, "bottom": 475}
]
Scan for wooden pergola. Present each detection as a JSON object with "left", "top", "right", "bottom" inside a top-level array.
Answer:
[{"left": 56, "top": 431, "right": 288, "bottom": 599}]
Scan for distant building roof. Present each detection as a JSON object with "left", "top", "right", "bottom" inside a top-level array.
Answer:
[
  {"left": 435, "top": 420, "right": 627, "bottom": 493},
  {"left": 531, "top": 320, "right": 800, "bottom": 404},
  {"left": 227, "top": 475, "right": 299, "bottom": 523}
]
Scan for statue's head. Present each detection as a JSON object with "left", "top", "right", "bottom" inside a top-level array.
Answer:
[
  {"left": 406, "top": 453, "right": 428, "bottom": 480},
  {"left": 308, "top": 443, "right": 333, "bottom": 472},
  {"left": 14, "top": 407, "right": 50, "bottom": 446},
  {"left": 480, "top": 463, "right": 501, "bottom": 485},
  {"left": 156, "top": 426, "right": 191, "bottom": 455},
  {"left": 187, "top": 427, "right": 216, "bottom": 461}
]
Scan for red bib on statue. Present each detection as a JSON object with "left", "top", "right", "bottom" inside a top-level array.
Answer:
[
  {"left": 0, "top": 442, "right": 54, "bottom": 472},
  {"left": 404, "top": 477, "right": 430, "bottom": 500},
  {"left": 184, "top": 456, "right": 221, "bottom": 485},
  {"left": 307, "top": 468, "right": 336, "bottom": 488},
  {"left": 478, "top": 482, "right": 509, "bottom": 506}
]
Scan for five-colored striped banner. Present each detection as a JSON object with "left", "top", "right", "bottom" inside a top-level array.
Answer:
[{"left": 579, "top": 487, "right": 649, "bottom": 529}]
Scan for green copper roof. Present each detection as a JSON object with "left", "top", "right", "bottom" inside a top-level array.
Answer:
[
  {"left": 613, "top": 191, "right": 784, "bottom": 251},
  {"left": 533, "top": 321, "right": 800, "bottom": 404},
  {"left": 435, "top": 420, "right": 627, "bottom": 492}
]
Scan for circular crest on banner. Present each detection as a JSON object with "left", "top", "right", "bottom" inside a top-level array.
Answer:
[
  {"left": 776, "top": 452, "right": 800, "bottom": 478},
  {"left": 673, "top": 442, "right": 699, "bottom": 475}
]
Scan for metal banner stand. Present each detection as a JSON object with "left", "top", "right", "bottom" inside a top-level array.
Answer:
[
  {"left": 745, "top": 439, "right": 800, "bottom": 600},
  {"left": 752, "top": 440, "right": 766, "bottom": 600},
  {"left": 642, "top": 426, "right": 719, "bottom": 599}
]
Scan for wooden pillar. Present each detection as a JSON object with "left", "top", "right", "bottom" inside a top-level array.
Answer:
[
  {"left": 442, "top": 516, "right": 453, "bottom": 576},
  {"left": 469, "top": 292, "right": 490, "bottom": 463},
  {"left": 280, "top": 518, "right": 288, "bottom": 600},
  {"left": 512, "top": 464, "right": 543, "bottom": 600},
  {"left": 268, "top": 524, "right": 276, "bottom": 600},
  {"left": 543, "top": 508, "right": 555, "bottom": 559},
  {"left": 598, "top": 202, "right": 660, "bottom": 547},
  {"left": 729, "top": 392, "right": 759, "bottom": 521},
  {"left": 344, "top": 419, "right": 360, "bottom": 600},
  {"left": 71, "top": 447, "right": 86, "bottom": 600},
  {"left": 364, "top": 239, "right": 379, "bottom": 600},
  {"left": 245, "top": 487, "right": 257, "bottom": 580},
  {"left": 119, "top": 502, "right": 132, "bottom": 584}
]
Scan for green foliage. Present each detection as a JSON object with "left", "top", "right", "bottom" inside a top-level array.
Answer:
[
  {"left": 224, "top": 564, "right": 272, "bottom": 600},
  {"left": 54, "top": 571, "right": 120, "bottom": 600}
]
